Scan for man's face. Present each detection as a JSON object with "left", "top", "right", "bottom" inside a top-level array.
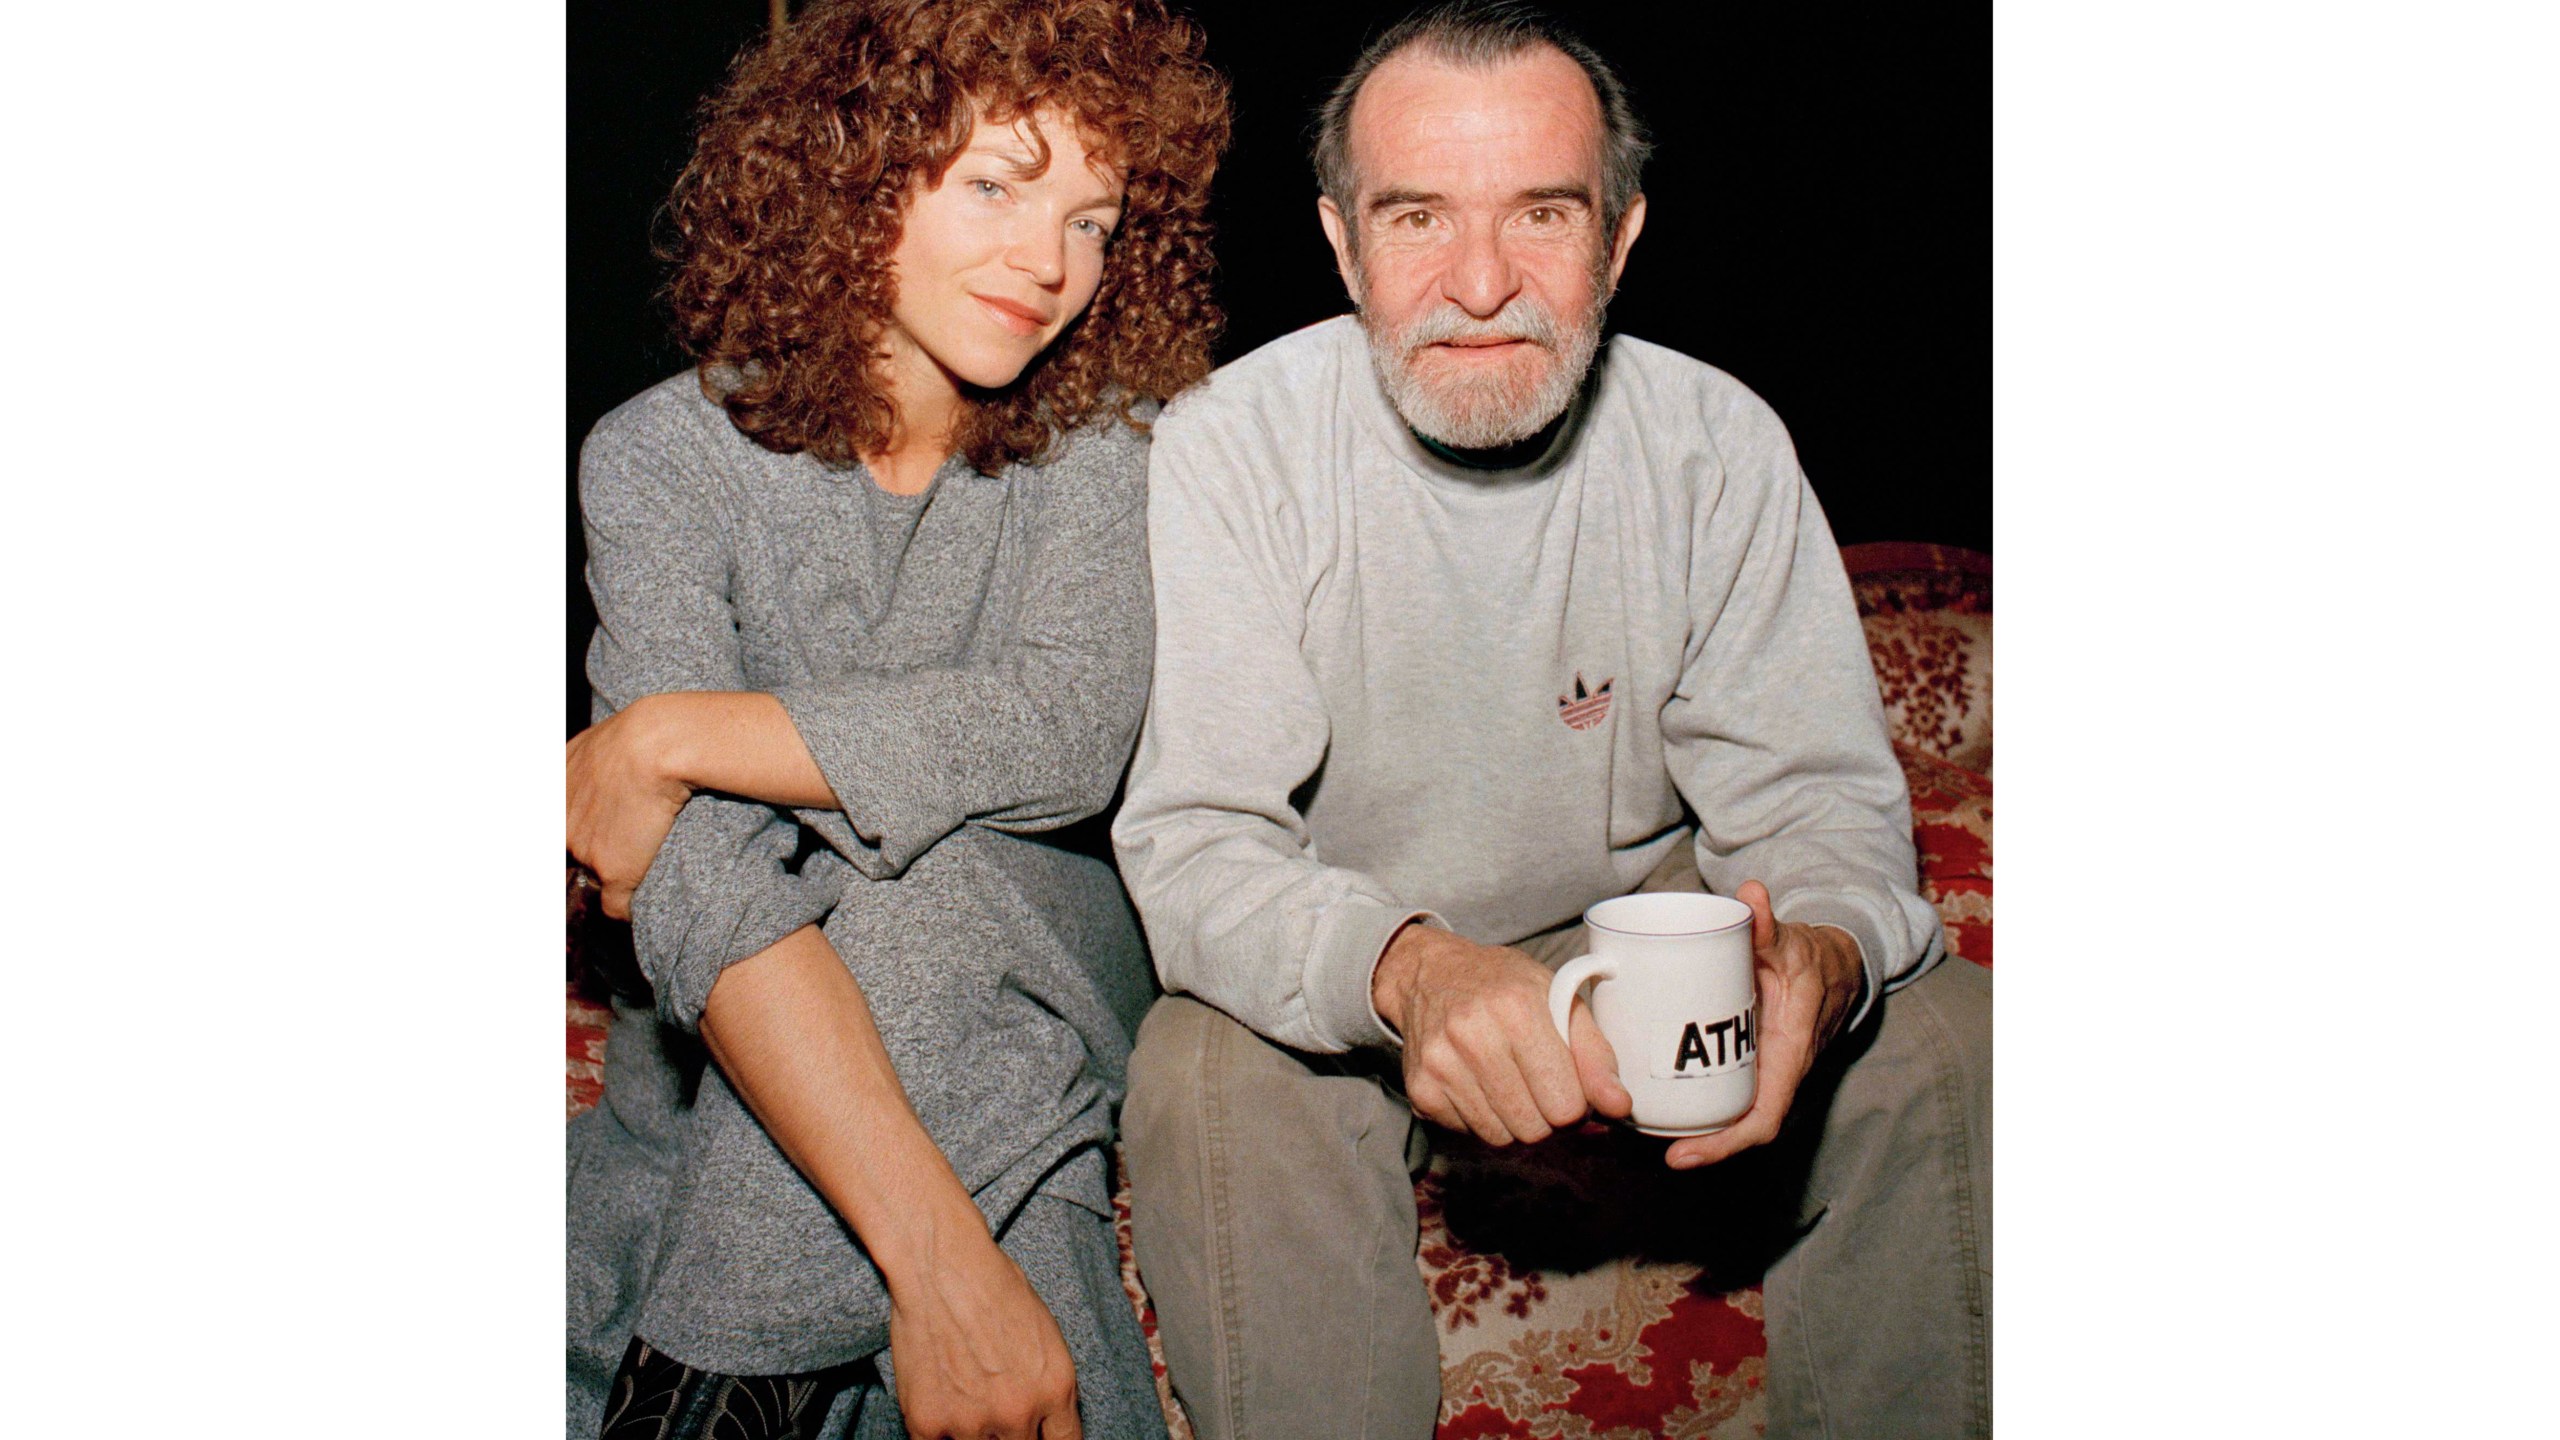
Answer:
[{"left": 1319, "top": 45, "right": 1645, "bottom": 449}]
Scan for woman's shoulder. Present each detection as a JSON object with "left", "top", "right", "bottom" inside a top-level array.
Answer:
[
  {"left": 584, "top": 370, "right": 747, "bottom": 466},
  {"left": 579, "top": 369, "right": 804, "bottom": 516}
]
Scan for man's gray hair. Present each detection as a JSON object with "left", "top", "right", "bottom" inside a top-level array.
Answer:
[{"left": 1312, "top": 1, "right": 1651, "bottom": 243}]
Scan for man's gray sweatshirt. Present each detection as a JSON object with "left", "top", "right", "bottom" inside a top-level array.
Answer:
[{"left": 1111, "top": 317, "right": 1943, "bottom": 1056}]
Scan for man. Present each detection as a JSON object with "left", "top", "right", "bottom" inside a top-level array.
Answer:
[{"left": 1110, "top": 4, "right": 1991, "bottom": 1437}]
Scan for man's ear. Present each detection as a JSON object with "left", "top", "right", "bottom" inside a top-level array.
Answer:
[
  {"left": 1604, "top": 192, "right": 1647, "bottom": 293},
  {"left": 1317, "top": 196, "right": 1361, "bottom": 304}
]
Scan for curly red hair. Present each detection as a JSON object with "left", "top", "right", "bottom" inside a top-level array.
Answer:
[{"left": 664, "top": 0, "right": 1231, "bottom": 472}]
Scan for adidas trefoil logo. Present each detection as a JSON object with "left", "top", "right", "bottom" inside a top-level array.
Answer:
[{"left": 1557, "top": 672, "right": 1614, "bottom": 731}]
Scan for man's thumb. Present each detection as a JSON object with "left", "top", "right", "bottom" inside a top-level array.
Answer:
[
  {"left": 1569, "top": 1000, "right": 1633, "bottom": 1119},
  {"left": 1737, "top": 879, "right": 1777, "bottom": 949}
]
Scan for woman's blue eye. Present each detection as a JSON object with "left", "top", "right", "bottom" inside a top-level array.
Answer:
[{"left": 969, "top": 178, "right": 1005, "bottom": 199}]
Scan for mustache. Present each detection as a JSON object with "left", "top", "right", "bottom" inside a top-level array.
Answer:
[{"left": 1393, "top": 299, "right": 1563, "bottom": 351}]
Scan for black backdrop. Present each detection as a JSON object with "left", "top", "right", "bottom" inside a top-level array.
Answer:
[{"left": 568, "top": 1, "right": 1987, "bottom": 735}]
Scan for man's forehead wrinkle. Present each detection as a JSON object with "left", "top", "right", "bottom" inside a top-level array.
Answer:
[{"left": 1344, "top": 49, "right": 1606, "bottom": 212}]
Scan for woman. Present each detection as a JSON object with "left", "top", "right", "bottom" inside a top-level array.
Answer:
[{"left": 564, "top": 4, "right": 1226, "bottom": 1437}]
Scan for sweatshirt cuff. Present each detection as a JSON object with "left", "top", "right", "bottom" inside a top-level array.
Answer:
[
  {"left": 1771, "top": 890, "right": 1890, "bottom": 1034},
  {"left": 1305, "top": 898, "right": 1437, "bottom": 1053},
  {"left": 773, "top": 679, "right": 937, "bottom": 872},
  {"left": 626, "top": 800, "right": 845, "bottom": 1032},
  {"left": 632, "top": 859, "right": 840, "bottom": 1031}
]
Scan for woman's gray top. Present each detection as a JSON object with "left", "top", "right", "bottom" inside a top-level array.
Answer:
[{"left": 565, "top": 372, "right": 1158, "bottom": 1382}]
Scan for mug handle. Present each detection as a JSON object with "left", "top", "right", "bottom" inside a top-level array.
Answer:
[{"left": 1548, "top": 954, "right": 1620, "bottom": 1045}]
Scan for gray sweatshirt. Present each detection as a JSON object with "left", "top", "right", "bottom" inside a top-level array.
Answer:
[
  {"left": 1112, "top": 317, "right": 1942, "bottom": 1056},
  {"left": 567, "top": 372, "right": 1158, "bottom": 1396}
]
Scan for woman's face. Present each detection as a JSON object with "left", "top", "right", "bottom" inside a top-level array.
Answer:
[{"left": 882, "top": 108, "right": 1127, "bottom": 396}]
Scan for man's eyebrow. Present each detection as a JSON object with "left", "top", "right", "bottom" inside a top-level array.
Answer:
[
  {"left": 1361, "top": 184, "right": 1595, "bottom": 215},
  {"left": 1519, "top": 185, "right": 1595, "bottom": 207},
  {"left": 1363, "top": 187, "right": 1444, "bottom": 214}
]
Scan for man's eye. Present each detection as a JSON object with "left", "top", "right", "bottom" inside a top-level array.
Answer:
[
  {"left": 1526, "top": 207, "right": 1556, "bottom": 224},
  {"left": 1400, "top": 212, "right": 1433, "bottom": 229}
]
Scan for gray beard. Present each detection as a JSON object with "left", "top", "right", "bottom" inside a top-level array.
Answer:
[{"left": 1357, "top": 284, "right": 1604, "bottom": 451}]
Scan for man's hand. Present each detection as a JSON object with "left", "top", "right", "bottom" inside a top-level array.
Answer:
[
  {"left": 1372, "top": 922, "right": 1631, "bottom": 1145},
  {"left": 565, "top": 695, "right": 692, "bottom": 919},
  {"left": 1663, "top": 880, "right": 1865, "bottom": 1169},
  {"left": 885, "top": 1226, "right": 1083, "bottom": 1440}
]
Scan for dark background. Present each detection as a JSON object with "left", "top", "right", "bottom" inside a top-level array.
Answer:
[{"left": 568, "top": 2, "right": 1987, "bottom": 735}]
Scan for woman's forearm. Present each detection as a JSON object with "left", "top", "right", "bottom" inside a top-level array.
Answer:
[
  {"left": 631, "top": 691, "right": 842, "bottom": 810},
  {"left": 696, "top": 923, "right": 991, "bottom": 1291}
]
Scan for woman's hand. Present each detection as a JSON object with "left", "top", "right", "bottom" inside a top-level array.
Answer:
[
  {"left": 697, "top": 927, "right": 1084, "bottom": 1437},
  {"left": 568, "top": 692, "right": 842, "bottom": 917},
  {"left": 566, "top": 695, "right": 693, "bottom": 919},
  {"left": 886, "top": 1225, "right": 1083, "bottom": 1440}
]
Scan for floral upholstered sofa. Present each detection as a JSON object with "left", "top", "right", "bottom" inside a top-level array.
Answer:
[{"left": 567, "top": 542, "right": 1991, "bottom": 1439}]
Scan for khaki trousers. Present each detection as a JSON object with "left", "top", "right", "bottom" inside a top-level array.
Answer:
[{"left": 1121, "top": 858, "right": 1992, "bottom": 1440}]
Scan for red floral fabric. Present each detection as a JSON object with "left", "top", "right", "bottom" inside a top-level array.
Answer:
[
  {"left": 566, "top": 868, "right": 612, "bottom": 1119},
  {"left": 1903, "top": 743, "right": 1993, "bottom": 968},
  {"left": 1416, "top": 1133, "right": 1773, "bottom": 1439},
  {"left": 567, "top": 991, "right": 610, "bottom": 1121},
  {"left": 1846, "top": 543, "right": 1992, "bottom": 777}
]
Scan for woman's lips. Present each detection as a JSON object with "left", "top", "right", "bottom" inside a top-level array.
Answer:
[{"left": 973, "top": 293, "right": 1051, "bottom": 336}]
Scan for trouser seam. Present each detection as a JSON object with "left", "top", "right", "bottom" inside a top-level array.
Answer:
[
  {"left": 1199, "top": 1011, "right": 1249, "bottom": 1440},
  {"left": 1786, "top": 1249, "right": 1835, "bottom": 1440},
  {"left": 1918, "top": 979, "right": 1990, "bottom": 1438},
  {"left": 1359, "top": 1091, "right": 1403, "bottom": 1440}
]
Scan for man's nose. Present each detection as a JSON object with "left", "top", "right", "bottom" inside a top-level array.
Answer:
[
  {"left": 1007, "top": 215, "right": 1068, "bottom": 289},
  {"left": 1440, "top": 222, "right": 1520, "bottom": 318}
]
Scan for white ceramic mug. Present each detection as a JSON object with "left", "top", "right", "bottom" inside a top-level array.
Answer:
[{"left": 1547, "top": 892, "right": 1760, "bottom": 1137}]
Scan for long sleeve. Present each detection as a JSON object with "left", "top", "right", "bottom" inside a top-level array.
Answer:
[
  {"left": 1660, "top": 398, "right": 1945, "bottom": 1029},
  {"left": 1111, "top": 421, "right": 1426, "bottom": 1055},
  {"left": 773, "top": 439, "right": 1155, "bottom": 880},
  {"left": 579, "top": 409, "right": 846, "bottom": 1030}
]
